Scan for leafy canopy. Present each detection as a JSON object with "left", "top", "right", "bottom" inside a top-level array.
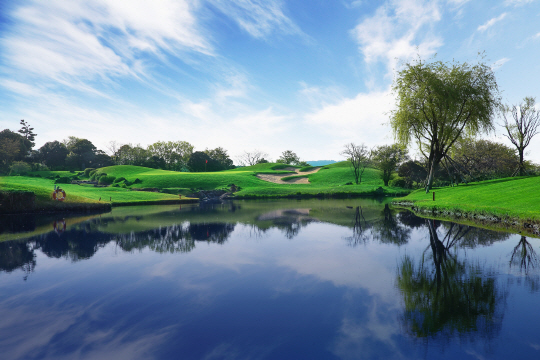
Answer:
[{"left": 391, "top": 56, "right": 499, "bottom": 191}]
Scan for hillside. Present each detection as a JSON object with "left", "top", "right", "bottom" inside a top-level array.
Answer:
[{"left": 92, "top": 161, "right": 407, "bottom": 197}]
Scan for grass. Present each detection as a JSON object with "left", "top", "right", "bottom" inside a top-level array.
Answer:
[
  {"left": 1, "top": 161, "right": 410, "bottom": 213},
  {"left": 395, "top": 176, "right": 540, "bottom": 221},
  {"left": 0, "top": 175, "right": 190, "bottom": 213}
]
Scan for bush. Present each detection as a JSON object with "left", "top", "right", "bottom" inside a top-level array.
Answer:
[
  {"left": 389, "top": 177, "right": 407, "bottom": 188},
  {"left": 54, "top": 176, "right": 72, "bottom": 184},
  {"left": 98, "top": 175, "right": 116, "bottom": 185},
  {"left": 133, "top": 178, "right": 142, "bottom": 184},
  {"left": 32, "top": 163, "right": 49, "bottom": 171},
  {"left": 84, "top": 168, "right": 96, "bottom": 177},
  {"left": 113, "top": 177, "right": 126, "bottom": 183},
  {"left": 9, "top": 161, "right": 32, "bottom": 175}
]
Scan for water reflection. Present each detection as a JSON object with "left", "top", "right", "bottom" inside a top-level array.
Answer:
[
  {"left": 397, "top": 219, "right": 505, "bottom": 340},
  {"left": 509, "top": 236, "right": 540, "bottom": 292},
  {"left": 0, "top": 241, "right": 35, "bottom": 281},
  {"left": 1, "top": 200, "right": 540, "bottom": 359},
  {"left": 345, "top": 205, "right": 411, "bottom": 246}
]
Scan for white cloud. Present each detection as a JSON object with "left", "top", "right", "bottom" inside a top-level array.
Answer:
[
  {"left": 304, "top": 90, "right": 394, "bottom": 153},
  {"left": 1, "top": 0, "right": 210, "bottom": 89},
  {"left": 477, "top": 13, "right": 507, "bottom": 32},
  {"left": 207, "top": 0, "right": 303, "bottom": 39},
  {"left": 491, "top": 57, "right": 510, "bottom": 70},
  {"left": 447, "top": 0, "right": 472, "bottom": 5},
  {"left": 352, "top": 0, "right": 442, "bottom": 76},
  {"left": 505, "top": 0, "right": 535, "bottom": 6}
]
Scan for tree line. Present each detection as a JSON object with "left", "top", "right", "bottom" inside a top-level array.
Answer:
[
  {"left": 0, "top": 122, "right": 313, "bottom": 175},
  {"left": 343, "top": 56, "right": 540, "bottom": 190}
]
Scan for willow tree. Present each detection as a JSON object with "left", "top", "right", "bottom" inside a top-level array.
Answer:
[{"left": 391, "top": 58, "right": 499, "bottom": 192}]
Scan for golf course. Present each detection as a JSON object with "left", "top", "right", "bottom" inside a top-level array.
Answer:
[{"left": 0, "top": 161, "right": 408, "bottom": 214}]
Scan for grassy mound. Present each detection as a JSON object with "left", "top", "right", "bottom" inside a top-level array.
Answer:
[{"left": 395, "top": 176, "right": 540, "bottom": 221}]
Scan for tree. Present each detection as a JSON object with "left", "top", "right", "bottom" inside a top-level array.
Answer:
[
  {"left": 397, "top": 160, "right": 427, "bottom": 188},
  {"left": 64, "top": 137, "right": 97, "bottom": 170},
  {"left": 0, "top": 129, "right": 32, "bottom": 171},
  {"left": 341, "top": 143, "right": 370, "bottom": 185},
  {"left": 371, "top": 144, "right": 408, "bottom": 186},
  {"left": 277, "top": 150, "right": 301, "bottom": 165},
  {"left": 237, "top": 150, "right": 268, "bottom": 166},
  {"left": 38, "top": 141, "right": 68, "bottom": 170},
  {"left": 451, "top": 138, "right": 518, "bottom": 180},
  {"left": 391, "top": 57, "right": 499, "bottom": 192},
  {"left": 187, "top": 151, "right": 218, "bottom": 172},
  {"left": 18, "top": 120, "right": 36, "bottom": 147},
  {"left": 147, "top": 141, "right": 193, "bottom": 171},
  {"left": 500, "top": 97, "right": 540, "bottom": 176},
  {"left": 205, "top": 147, "right": 234, "bottom": 170},
  {"left": 105, "top": 140, "right": 121, "bottom": 164},
  {"left": 117, "top": 144, "right": 149, "bottom": 166},
  {"left": 93, "top": 150, "right": 113, "bottom": 168}
]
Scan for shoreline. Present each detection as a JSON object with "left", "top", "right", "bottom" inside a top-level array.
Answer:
[{"left": 393, "top": 200, "right": 540, "bottom": 238}]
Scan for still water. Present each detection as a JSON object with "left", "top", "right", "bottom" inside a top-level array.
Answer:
[{"left": 0, "top": 199, "right": 539, "bottom": 360}]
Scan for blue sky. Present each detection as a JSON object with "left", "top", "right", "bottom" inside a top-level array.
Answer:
[{"left": 1, "top": 0, "right": 539, "bottom": 163}]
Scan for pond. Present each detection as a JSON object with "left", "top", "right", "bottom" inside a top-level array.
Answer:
[{"left": 0, "top": 199, "right": 539, "bottom": 360}]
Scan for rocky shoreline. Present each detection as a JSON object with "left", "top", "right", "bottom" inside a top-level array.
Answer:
[{"left": 393, "top": 200, "right": 540, "bottom": 237}]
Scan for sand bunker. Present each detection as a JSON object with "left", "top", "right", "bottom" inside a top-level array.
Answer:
[{"left": 256, "top": 167, "right": 322, "bottom": 184}]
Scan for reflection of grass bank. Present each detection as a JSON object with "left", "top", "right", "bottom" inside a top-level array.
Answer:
[
  {"left": 393, "top": 176, "right": 540, "bottom": 235},
  {"left": 0, "top": 198, "right": 392, "bottom": 242}
]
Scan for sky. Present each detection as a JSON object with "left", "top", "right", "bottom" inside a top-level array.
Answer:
[{"left": 1, "top": 0, "right": 539, "bottom": 164}]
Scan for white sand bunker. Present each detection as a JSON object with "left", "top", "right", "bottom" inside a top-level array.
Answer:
[{"left": 256, "top": 167, "right": 322, "bottom": 184}]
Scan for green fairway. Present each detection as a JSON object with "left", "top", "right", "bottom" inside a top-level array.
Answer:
[
  {"left": 90, "top": 162, "right": 407, "bottom": 197},
  {"left": 396, "top": 176, "right": 540, "bottom": 221}
]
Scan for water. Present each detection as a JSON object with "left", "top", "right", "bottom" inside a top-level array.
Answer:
[{"left": 0, "top": 199, "right": 539, "bottom": 360}]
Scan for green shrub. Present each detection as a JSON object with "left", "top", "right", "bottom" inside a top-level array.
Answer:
[
  {"left": 389, "top": 177, "right": 407, "bottom": 188},
  {"left": 113, "top": 177, "right": 126, "bottom": 183},
  {"left": 84, "top": 168, "right": 96, "bottom": 177},
  {"left": 98, "top": 175, "right": 116, "bottom": 185},
  {"left": 9, "top": 161, "right": 32, "bottom": 175},
  {"left": 133, "top": 178, "right": 142, "bottom": 184},
  {"left": 54, "top": 177, "right": 72, "bottom": 184}
]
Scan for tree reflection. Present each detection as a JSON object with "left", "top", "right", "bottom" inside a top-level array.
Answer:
[
  {"left": 372, "top": 204, "right": 411, "bottom": 245},
  {"left": 0, "top": 241, "right": 35, "bottom": 280},
  {"left": 397, "top": 219, "right": 504, "bottom": 340},
  {"left": 344, "top": 206, "right": 371, "bottom": 246},
  {"left": 509, "top": 236, "right": 539, "bottom": 292},
  {"left": 256, "top": 209, "right": 314, "bottom": 239}
]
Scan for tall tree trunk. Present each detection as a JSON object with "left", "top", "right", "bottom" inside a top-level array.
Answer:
[
  {"left": 425, "top": 155, "right": 441, "bottom": 193},
  {"left": 519, "top": 149, "right": 524, "bottom": 176}
]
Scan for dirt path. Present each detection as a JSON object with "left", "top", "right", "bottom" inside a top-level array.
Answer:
[{"left": 256, "top": 167, "right": 322, "bottom": 184}]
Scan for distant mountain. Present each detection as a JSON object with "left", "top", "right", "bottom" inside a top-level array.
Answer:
[{"left": 307, "top": 160, "right": 337, "bottom": 166}]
